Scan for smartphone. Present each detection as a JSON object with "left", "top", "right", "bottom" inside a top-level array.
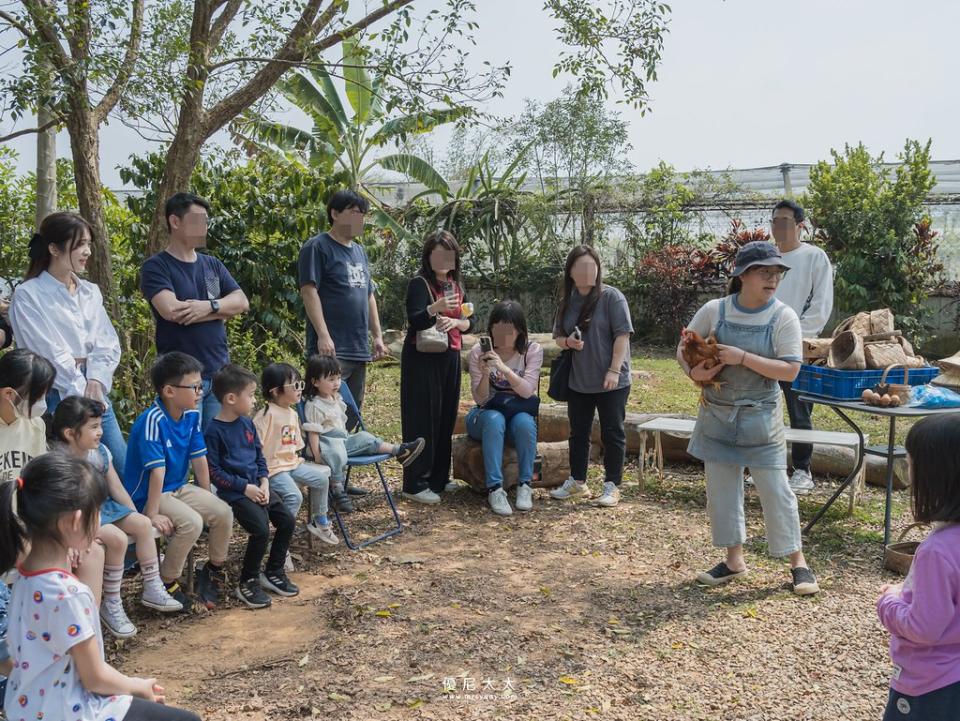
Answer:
[
  {"left": 479, "top": 336, "right": 493, "bottom": 354},
  {"left": 572, "top": 326, "right": 582, "bottom": 341}
]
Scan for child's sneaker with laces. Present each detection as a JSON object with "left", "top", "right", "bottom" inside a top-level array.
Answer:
[
  {"left": 196, "top": 561, "right": 227, "bottom": 610},
  {"left": 141, "top": 577, "right": 184, "bottom": 613},
  {"left": 396, "top": 437, "right": 426, "bottom": 467},
  {"left": 236, "top": 578, "right": 272, "bottom": 608},
  {"left": 260, "top": 570, "right": 300, "bottom": 597},
  {"left": 100, "top": 598, "right": 137, "bottom": 638},
  {"left": 550, "top": 477, "right": 587, "bottom": 499}
]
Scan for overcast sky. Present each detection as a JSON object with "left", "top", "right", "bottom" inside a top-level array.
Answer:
[{"left": 6, "top": 0, "right": 960, "bottom": 187}]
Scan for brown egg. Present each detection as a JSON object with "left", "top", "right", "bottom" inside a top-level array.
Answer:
[
  {"left": 861, "top": 389, "right": 873, "bottom": 402},
  {"left": 889, "top": 395, "right": 902, "bottom": 407},
  {"left": 879, "top": 394, "right": 892, "bottom": 406}
]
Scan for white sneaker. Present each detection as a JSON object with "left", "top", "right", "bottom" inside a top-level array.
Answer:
[
  {"left": 306, "top": 519, "right": 339, "bottom": 545},
  {"left": 141, "top": 578, "right": 184, "bottom": 614},
  {"left": 100, "top": 598, "right": 137, "bottom": 638},
  {"left": 789, "top": 469, "right": 815, "bottom": 495},
  {"left": 550, "top": 477, "right": 587, "bottom": 500},
  {"left": 444, "top": 481, "right": 463, "bottom": 493},
  {"left": 515, "top": 484, "right": 533, "bottom": 512},
  {"left": 488, "top": 487, "right": 513, "bottom": 516},
  {"left": 284, "top": 552, "right": 295, "bottom": 572},
  {"left": 596, "top": 481, "right": 620, "bottom": 507},
  {"left": 402, "top": 489, "right": 441, "bottom": 505}
]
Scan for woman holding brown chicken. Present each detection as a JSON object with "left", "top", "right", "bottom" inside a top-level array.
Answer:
[{"left": 676, "top": 241, "right": 819, "bottom": 596}]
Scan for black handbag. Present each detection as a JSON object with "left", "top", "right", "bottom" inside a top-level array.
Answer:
[
  {"left": 547, "top": 350, "right": 573, "bottom": 402},
  {"left": 483, "top": 392, "right": 540, "bottom": 421}
]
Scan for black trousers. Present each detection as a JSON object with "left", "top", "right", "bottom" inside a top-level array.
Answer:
[
  {"left": 123, "top": 697, "right": 202, "bottom": 721},
  {"left": 230, "top": 491, "right": 295, "bottom": 581},
  {"left": 400, "top": 345, "right": 461, "bottom": 494},
  {"left": 567, "top": 385, "right": 630, "bottom": 486},
  {"left": 779, "top": 380, "right": 813, "bottom": 471},
  {"left": 884, "top": 680, "right": 960, "bottom": 721}
]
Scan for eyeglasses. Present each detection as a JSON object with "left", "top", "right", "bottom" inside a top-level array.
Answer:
[
  {"left": 752, "top": 268, "right": 786, "bottom": 280},
  {"left": 171, "top": 383, "right": 204, "bottom": 394},
  {"left": 283, "top": 381, "right": 306, "bottom": 392}
]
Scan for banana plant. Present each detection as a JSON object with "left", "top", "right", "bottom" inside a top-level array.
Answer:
[{"left": 234, "top": 39, "right": 470, "bottom": 238}]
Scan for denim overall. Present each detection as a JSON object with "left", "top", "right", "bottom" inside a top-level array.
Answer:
[{"left": 688, "top": 297, "right": 787, "bottom": 470}]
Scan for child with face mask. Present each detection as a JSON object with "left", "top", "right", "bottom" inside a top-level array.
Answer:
[{"left": 0, "top": 349, "right": 56, "bottom": 486}]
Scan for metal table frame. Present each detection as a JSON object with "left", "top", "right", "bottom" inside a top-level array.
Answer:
[{"left": 798, "top": 395, "right": 958, "bottom": 544}]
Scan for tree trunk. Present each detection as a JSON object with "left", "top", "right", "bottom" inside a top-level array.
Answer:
[
  {"left": 452, "top": 435, "right": 568, "bottom": 491},
  {"left": 35, "top": 65, "right": 57, "bottom": 226},
  {"left": 65, "top": 108, "right": 113, "bottom": 301},
  {"left": 145, "top": 106, "right": 205, "bottom": 256}
]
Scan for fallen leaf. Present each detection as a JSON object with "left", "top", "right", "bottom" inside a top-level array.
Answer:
[
  {"left": 373, "top": 675, "right": 396, "bottom": 683},
  {"left": 328, "top": 692, "right": 349, "bottom": 702},
  {"left": 298, "top": 653, "right": 310, "bottom": 667},
  {"left": 559, "top": 675, "right": 579, "bottom": 685},
  {"left": 375, "top": 610, "right": 392, "bottom": 618},
  {"left": 407, "top": 673, "right": 435, "bottom": 682},
  {"left": 407, "top": 698, "right": 424, "bottom": 709}
]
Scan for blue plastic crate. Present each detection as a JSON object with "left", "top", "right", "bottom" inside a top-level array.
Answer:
[{"left": 792, "top": 364, "right": 939, "bottom": 401}]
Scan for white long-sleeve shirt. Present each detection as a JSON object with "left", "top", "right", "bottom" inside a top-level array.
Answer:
[
  {"left": 775, "top": 242, "right": 834, "bottom": 337},
  {"left": 9, "top": 271, "right": 121, "bottom": 396}
]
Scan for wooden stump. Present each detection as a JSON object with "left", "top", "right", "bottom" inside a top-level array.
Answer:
[{"left": 451, "top": 435, "right": 569, "bottom": 492}]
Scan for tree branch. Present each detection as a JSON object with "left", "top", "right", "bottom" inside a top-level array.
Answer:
[
  {"left": 94, "top": 0, "right": 145, "bottom": 123},
  {"left": 0, "top": 117, "right": 60, "bottom": 143},
  {"left": 0, "top": 9, "right": 31, "bottom": 38},
  {"left": 19, "top": 0, "right": 70, "bottom": 70},
  {"left": 208, "top": 0, "right": 242, "bottom": 49},
  {"left": 312, "top": 0, "right": 412, "bottom": 53}
]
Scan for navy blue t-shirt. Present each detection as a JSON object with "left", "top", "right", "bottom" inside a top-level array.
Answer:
[
  {"left": 203, "top": 416, "right": 269, "bottom": 504},
  {"left": 140, "top": 251, "right": 241, "bottom": 378},
  {"left": 297, "top": 233, "right": 373, "bottom": 361}
]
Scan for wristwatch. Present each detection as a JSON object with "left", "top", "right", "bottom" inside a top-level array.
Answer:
[{"left": 209, "top": 299, "right": 220, "bottom": 313}]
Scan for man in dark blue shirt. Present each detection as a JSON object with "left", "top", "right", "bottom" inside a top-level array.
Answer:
[
  {"left": 141, "top": 192, "right": 249, "bottom": 431},
  {"left": 298, "top": 189, "right": 385, "bottom": 428}
]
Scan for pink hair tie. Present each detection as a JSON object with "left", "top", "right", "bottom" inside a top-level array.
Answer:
[{"left": 16, "top": 477, "right": 24, "bottom": 489}]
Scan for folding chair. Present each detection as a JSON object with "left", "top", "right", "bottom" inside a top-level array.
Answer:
[{"left": 300, "top": 384, "right": 403, "bottom": 550}]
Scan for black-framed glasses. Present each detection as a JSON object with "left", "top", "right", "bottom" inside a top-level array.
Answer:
[
  {"left": 171, "top": 383, "right": 204, "bottom": 394},
  {"left": 753, "top": 268, "right": 787, "bottom": 280}
]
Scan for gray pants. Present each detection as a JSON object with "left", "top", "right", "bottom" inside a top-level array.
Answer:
[
  {"left": 705, "top": 463, "right": 802, "bottom": 557},
  {"left": 320, "top": 429, "right": 387, "bottom": 482}
]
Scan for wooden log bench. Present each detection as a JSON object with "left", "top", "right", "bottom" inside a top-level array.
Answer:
[
  {"left": 636, "top": 417, "right": 868, "bottom": 514},
  {"left": 451, "top": 435, "right": 569, "bottom": 492}
]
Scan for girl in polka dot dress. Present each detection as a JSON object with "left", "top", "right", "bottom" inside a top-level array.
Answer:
[{"left": 0, "top": 454, "right": 200, "bottom": 721}]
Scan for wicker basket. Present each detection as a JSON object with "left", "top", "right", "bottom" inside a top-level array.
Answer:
[
  {"left": 883, "top": 522, "right": 926, "bottom": 575},
  {"left": 864, "top": 341, "right": 909, "bottom": 369},
  {"left": 873, "top": 364, "right": 913, "bottom": 405}
]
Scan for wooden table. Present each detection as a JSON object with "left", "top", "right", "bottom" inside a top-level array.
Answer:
[{"left": 798, "top": 396, "right": 959, "bottom": 544}]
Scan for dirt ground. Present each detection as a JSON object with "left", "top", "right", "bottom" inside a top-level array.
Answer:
[{"left": 110, "top": 462, "right": 908, "bottom": 721}]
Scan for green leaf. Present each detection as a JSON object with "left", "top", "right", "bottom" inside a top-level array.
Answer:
[
  {"left": 342, "top": 39, "right": 373, "bottom": 123},
  {"left": 378, "top": 153, "right": 450, "bottom": 197},
  {"left": 370, "top": 107, "right": 471, "bottom": 147}
]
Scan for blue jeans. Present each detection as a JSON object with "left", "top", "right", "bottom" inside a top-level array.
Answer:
[
  {"left": 47, "top": 389, "right": 127, "bottom": 482},
  {"left": 465, "top": 407, "right": 537, "bottom": 489},
  {"left": 200, "top": 378, "right": 222, "bottom": 433},
  {"left": 269, "top": 462, "right": 330, "bottom": 522}
]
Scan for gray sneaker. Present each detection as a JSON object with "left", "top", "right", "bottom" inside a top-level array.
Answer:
[
  {"left": 488, "top": 487, "right": 513, "bottom": 516},
  {"left": 515, "top": 483, "right": 533, "bottom": 512},
  {"left": 100, "top": 598, "right": 137, "bottom": 638},
  {"left": 596, "top": 481, "right": 620, "bottom": 507},
  {"left": 549, "top": 477, "right": 587, "bottom": 500},
  {"left": 789, "top": 469, "right": 815, "bottom": 495}
]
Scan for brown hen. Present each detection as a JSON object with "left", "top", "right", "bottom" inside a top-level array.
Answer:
[{"left": 680, "top": 328, "right": 724, "bottom": 403}]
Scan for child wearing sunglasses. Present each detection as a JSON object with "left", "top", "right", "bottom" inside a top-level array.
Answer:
[{"left": 253, "top": 363, "right": 337, "bottom": 546}]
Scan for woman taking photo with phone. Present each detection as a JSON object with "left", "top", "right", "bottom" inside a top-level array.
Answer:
[
  {"left": 399, "top": 230, "right": 474, "bottom": 505},
  {"left": 466, "top": 301, "right": 543, "bottom": 516},
  {"left": 550, "top": 245, "right": 633, "bottom": 508}
]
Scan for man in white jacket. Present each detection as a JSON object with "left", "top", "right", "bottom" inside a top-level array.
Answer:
[{"left": 771, "top": 199, "right": 834, "bottom": 493}]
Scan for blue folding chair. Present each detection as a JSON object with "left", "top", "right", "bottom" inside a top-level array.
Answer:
[{"left": 299, "top": 383, "right": 403, "bottom": 550}]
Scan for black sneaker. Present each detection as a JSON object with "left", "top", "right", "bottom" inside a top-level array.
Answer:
[
  {"left": 791, "top": 567, "right": 820, "bottom": 596},
  {"left": 164, "top": 580, "right": 191, "bottom": 611},
  {"left": 236, "top": 578, "right": 271, "bottom": 609},
  {"left": 196, "top": 562, "right": 227, "bottom": 609},
  {"left": 696, "top": 562, "right": 748, "bottom": 587},
  {"left": 259, "top": 570, "right": 300, "bottom": 597},
  {"left": 346, "top": 484, "right": 369, "bottom": 496},
  {"left": 331, "top": 487, "right": 354, "bottom": 513},
  {"left": 396, "top": 437, "right": 426, "bottom": 467}
]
